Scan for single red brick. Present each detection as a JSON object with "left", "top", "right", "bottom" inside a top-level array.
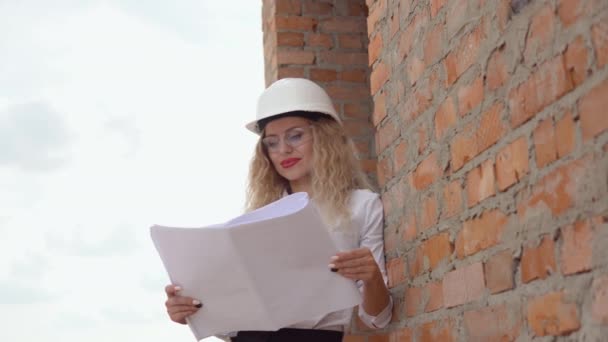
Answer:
[
  {"left": 409, "top": 232, "right": 452, "bottom": 277},
  {"left": 474, "top": 103, "right": 504, "bottom": 154},
  {"left": 496, "top": 137, "right": 529, "bottom": 191},
  {"left": 458, "top": 76, "right": 484, "bottom": 116},
  {"left": 372, "top": 91, "right": 387, "bottom": 126},
  {"left": 484, "top": 250, "right": 514, "bottom": 294},
  {"left": 450, "top": 103, "right": 506, "bottom": 171},
  {"left": 319, "top": 17, "right": 366, "bottom": 33},
  {"left": 444, "top": 24, "right": 484, "bottom": 85},
  {"left": 394, "top": 140, "right": 408, "bottom": 172},
  {"left": 418, "top": 319, "right": 454, "bottom": 342},
  {"left": 443, "top": 262, "right": 485, "bottom": 308},
  {"left": 275, "top": 16, "right": 317, "bottom": 31},
  {"left": 455, "top": 209, "right": 508, "bottom": 258},
  {"left": 466, "top": 159, "right": 496, "bottom": 207},
  {"left": 307, "top": 33, "right": 333, "bottom": 48},
  {"left": 521, "top": 235, "right": 556, "bottom": 283},
  {"left": 277, "top": 50, "right": 315, "bottom": 65},
  {"left": 430, "top": 0, "right": 447, "bottom": 17},
  {"left": 524, "top": 5, "right": 556, "bottom": 63},
  {"left": 405, "top": 286, "right": 423, "bottom": 317},
  {"left": 343, "top": 335, "right": 366, "bottom": 342},
  {"left": 277, "top": 32, "right": 304, "bottom": 46},
  {"left": 340, "top": 69, "right": 367, "bottom": 83},
  {"left": 592, "top": 276, "right": 608, "bottom": 324},
  {"left": 527, "top": 291, "right": 581, "bottom": 336},
  {"left": 310, "top": 68, "right": 337, "bottom": 82},
  {"left": 425, "top": 281, "right": 443, "bottom": 312},
  {"left": 406, "top": 56, "right": 425, "bottom": 86},
  {"left": 517, "top": 157, "right": 589, "bottom": 218},
  {"left": 368, "top": 33, "right": 383, "bottom": 65},
  {"left": 318, "top": 51, "right": 367, "bottom": 65},
  {"left": 423, "top": 24, "right": 443, "bottom": 65},
  {"left": 555, "top": 111, "right": 576, "bottom": 158},
  {"left": 401, "top": 80, "right": 433, "bottom": 122},
  {"left": 402, "top": 214, "right": 417, "bottom": 242},
  {"left": 464, "top": 303, "right": 522, "bottom": 342},
  {"left": 343, "top": 103, "right": 371, "bottom": 120},
  {"left": 533, "top": 118, "right": 558, "bottom": 168},
  {"left": 561, "top": 220, "right": 593, "bottom": 275},
  {"left": 564, "top": 36, "right": 589, "bottom": 86},
  {"left": 276, "top": 0, "right": 301, "bottom": 15},
  {"left": 411, "top": 151, "right": 441, "bottom": 190},
  {"left": 420, "top": 193, "right": 438, "bottom": 230},
  {"left": 277, "top": 67, "right": 305, "bottom": 78},
  {"left": 375, "top": 117, "right": 399, "bottom": 154},
  {"left": 377, "top": 156, "right": 393, "bottom": 187},
  {"left": 367, "top": 0, "right": 387, "bottom": 36},
  {"left": 302, "top": 0, "right": 333, "bottom": 15},
  {"left": 339, "top": 34, "right": 362, "bottom": 49},
  {"left": 579, "top": 79, "right": 608, "bottom": 140},
  {"left": 434, "top": 96, "right": 457, "bottom": 139},
  {"left": 390, "top": 327, "right": 413, "bottom": 342},
  {"left": 398, "top": 10, "right": 428, "bottom": 61},
  {"left": 387, "top": 257, "right": 406, "bottom": 288},
  {"left": 592, "top": 19, "right": 608, "bottom": 68},
  {"left": 370, "top": 62, "right": 389, "bottom": 95},
  {"left": 487, "top": 44, "right": 510, "bottom": 90},
  {"left": 325, "top": 84, "right": 369, "bottom": 101},
  {"left": 443, "top": 180, "right": 463, "bottom": 218},
  {"left": 558, "top": 0, "right": 592, "bottom": 27},
  {"left": 389, "top": 5, "right": 400, "bottom": 39},
  {"left": 417, "top": 123, "right": 428, "bottom": 155},
  {"left": 446, "top": 0, "right": 468, "bottom": 35},
  {"left": 509, "top": 56, "right": 573, "bottom": 128}
]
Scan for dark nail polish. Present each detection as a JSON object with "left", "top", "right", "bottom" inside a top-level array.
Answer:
[
  {"left": 330, "top": 268, "right": 338, "bottom": 272},
  {"left": 195, "top": 303, "right": 202, "bottom": 308}
]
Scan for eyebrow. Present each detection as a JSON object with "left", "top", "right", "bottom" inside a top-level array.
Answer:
[{"left": 263, "top": 125, "right": 304, "bottom": 138}]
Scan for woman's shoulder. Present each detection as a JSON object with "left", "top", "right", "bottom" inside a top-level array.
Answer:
[{"left": 349, "top": 189, "right": 382, "bottom": 208}]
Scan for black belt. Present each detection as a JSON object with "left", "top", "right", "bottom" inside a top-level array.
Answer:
[{"left": 233, "top": 328, "right": 343, "bottom": 342}]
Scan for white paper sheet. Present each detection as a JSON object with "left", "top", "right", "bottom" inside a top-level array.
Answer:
[{"left": 150, "top": 192, "right": 362, "bottom": 340}]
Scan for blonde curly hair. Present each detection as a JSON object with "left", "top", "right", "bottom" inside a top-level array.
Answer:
[{"left": 245, "top": 115, "right": 373, "bottom": 229}]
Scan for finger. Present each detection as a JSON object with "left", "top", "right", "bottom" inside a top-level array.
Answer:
[
  {"left": 337, "top": 265, "right": 376, "bottom": 275},
  {"left": 168, "top": 304, "right": 202, "bottom": 315},
  {"left": 332, "top": 256, "right": 374, "bottom": 269},
  {"left": 165, "top": 284, "right": 182, "bottom": 297},
  {"left": 166, "top": 297, "right": 202, "bottom": 308},
  {"left": 333, "top": 248, "right": 370, "bottom": 261},
  {"left": 169, "top": 308, "right": 198, "bottom": 323}
]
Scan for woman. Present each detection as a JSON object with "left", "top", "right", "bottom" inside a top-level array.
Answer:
[{"left": 164, "top": 78, "right": 392, "bottom": 341}]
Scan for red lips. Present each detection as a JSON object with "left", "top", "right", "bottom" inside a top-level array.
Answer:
[{"left": 280, "top": 158, "right": 301, "bottom": 168}]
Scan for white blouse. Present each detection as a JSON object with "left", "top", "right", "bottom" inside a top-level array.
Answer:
[
  {"left": 284, "top": 189, "right": 393, "bottom": 332},
  {"left": 220, "top": 189, "right": 392, "bottom": 339}
]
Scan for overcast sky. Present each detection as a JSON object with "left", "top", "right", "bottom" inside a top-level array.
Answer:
[{"left": 0, "top": 1, "right": 263, "bottom": 341}]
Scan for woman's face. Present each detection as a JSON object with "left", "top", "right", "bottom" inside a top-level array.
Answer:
[{"left": 262, "top": 116, "right": 314, "bottom": 182}]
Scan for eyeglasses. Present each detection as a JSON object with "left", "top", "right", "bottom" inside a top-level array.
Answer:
[{"left": 261, "top": 125, "right": 313, "bottom": 153}]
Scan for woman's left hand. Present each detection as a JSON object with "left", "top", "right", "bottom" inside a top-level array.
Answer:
[{"left": 329, "top": 247, "right": 382, "bottom": 284}]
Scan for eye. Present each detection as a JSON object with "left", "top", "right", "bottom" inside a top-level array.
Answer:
[
  {"left": 286, "top": 132, "right": 303, "bottom": 144},
  {"left": 262, "top": 137, "right": 279, "bottom": 149}
]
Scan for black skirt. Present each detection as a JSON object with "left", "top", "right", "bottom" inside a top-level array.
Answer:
[{"left": 232, "top": 328, "right": 343, "bottom": 342}]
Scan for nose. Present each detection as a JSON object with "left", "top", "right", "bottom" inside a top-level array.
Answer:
[{"left": 278, "top": 139, "right": 293, "bottom": 154}]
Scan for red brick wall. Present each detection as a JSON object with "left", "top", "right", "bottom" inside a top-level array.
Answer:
[
  {"left": 262, "top": 0, "right": 377, "bottom": 178},
  {"left": 363, "top": 0, "right": 608, "bottom": 340},
  {"left": 263, "top": 0, "right": 608, "bottom": 340}
]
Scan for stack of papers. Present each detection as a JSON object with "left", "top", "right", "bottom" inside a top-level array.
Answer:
[{"left": 150, "top": 192, "right": 361, "bottom": 340}]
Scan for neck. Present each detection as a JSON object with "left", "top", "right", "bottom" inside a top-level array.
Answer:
[{"left": 289, "top": 176, "right": 312, "bottom": 195}]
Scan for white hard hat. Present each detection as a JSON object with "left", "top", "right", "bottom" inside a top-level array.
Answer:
[{"left": 246, "top": 78, "right": 342, "bottom": 134}]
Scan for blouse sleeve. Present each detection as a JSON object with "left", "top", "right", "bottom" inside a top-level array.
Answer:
[{"left": 356, "top": 193, "right": 393, "bottom": 328}]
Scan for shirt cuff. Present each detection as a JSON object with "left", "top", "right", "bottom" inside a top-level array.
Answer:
[{"left": 357, "top": 296, "right": 393, "bottom": 329}]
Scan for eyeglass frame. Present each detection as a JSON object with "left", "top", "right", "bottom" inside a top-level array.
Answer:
[{"left": 261, "top": 124, "right": 315, "bottom": 154}]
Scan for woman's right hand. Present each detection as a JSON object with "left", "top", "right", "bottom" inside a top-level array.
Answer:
[{"left": 164, "top": 284, "right": 203, "bottom": 324}]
